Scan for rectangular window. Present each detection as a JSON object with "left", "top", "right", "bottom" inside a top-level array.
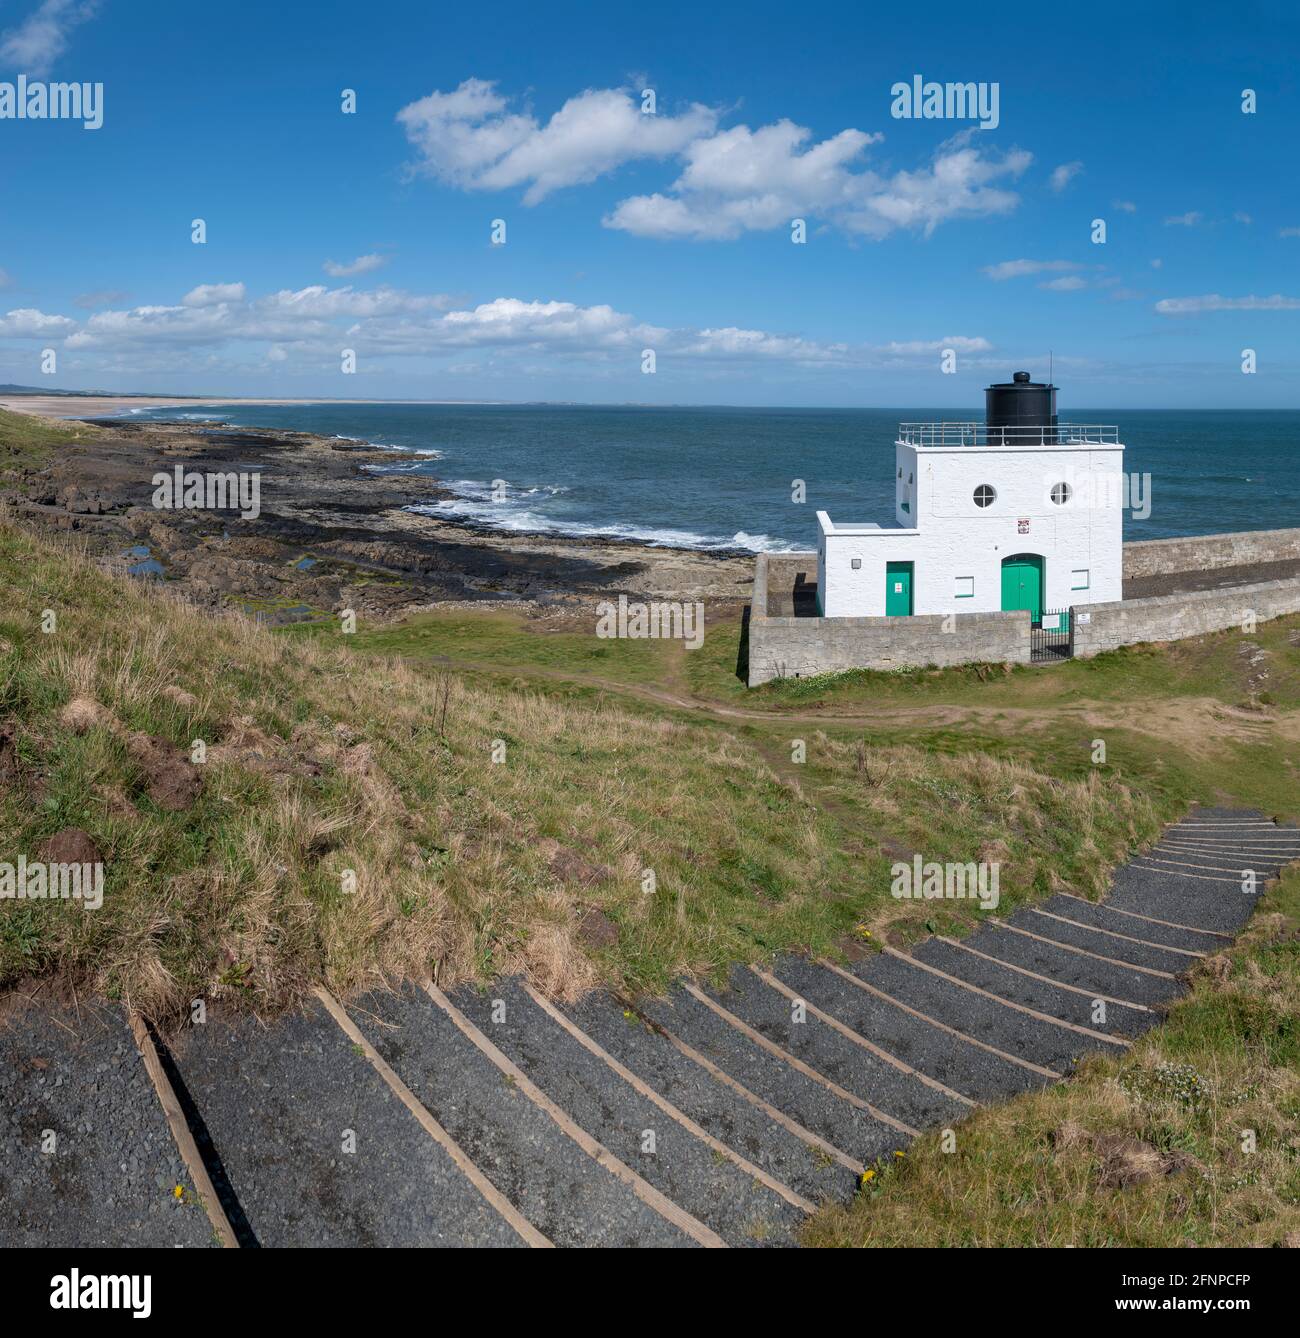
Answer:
[
  {"left": 850, "top": 557, "right": 862, "bottom": 570},
  {"left": 900, "top": 499, "right": 910, "bottom": 514},
  {"left": 955, "top": 576, "right": 974, "bottom": 599},
  {"left": 1071, "top": 568, "right": 1090, "bottom": 590}
]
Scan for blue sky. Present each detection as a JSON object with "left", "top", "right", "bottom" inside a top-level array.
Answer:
[{"left": 1, "top": 0, "right": 1298, "bottom": 406}]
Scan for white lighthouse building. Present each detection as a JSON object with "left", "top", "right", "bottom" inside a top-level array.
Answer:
[{"left": 816, "top": 373, "right": 1124, "bottom": 626}]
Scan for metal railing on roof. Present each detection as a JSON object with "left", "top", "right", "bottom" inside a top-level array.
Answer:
[{"left": 897, "top": 422, "right": 1120, "bottom": 447}]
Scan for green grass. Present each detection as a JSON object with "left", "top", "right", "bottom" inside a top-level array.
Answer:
[
  {"left": 301, "top": 608, "right": 684, "bottom": 686},
  {"left": 0, "top": 406, "right": 98, "bottom": 488}
]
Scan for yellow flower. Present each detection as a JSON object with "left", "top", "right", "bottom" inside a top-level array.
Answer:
[
  {"left": 894, "top": 1150, "right": 905, "bottom": 1157},
  {"left": 860, "top": 1169, "right": 876, "bottom": 1184},
  {"left": 173, "top": 1184, "right": 184, "bottom": 1200}
]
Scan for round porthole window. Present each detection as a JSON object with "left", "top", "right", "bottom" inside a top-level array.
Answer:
[
  {"left": 973, "top": 484, "right": 996, "bottom": 508},
  {"left": 1050, "top": 481, "right": 1072, "bottom": 505}
]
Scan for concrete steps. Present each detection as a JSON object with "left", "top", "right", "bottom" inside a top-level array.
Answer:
[{"left": 2, "top": 805, "right": 1295, "bottom": 1248}]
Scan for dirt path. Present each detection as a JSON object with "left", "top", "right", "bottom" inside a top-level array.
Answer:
[{"left": 403, "top": 650, "right": 1295, "bottom": 751}]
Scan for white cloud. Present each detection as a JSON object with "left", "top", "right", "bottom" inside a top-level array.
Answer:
[
  {"left": 1279, "top": 227, "right": 1300, "bottom": 238},
  {"left": 61, "top": 283, "right": 459, "bottom": 352},
  {"left": 606, "top": 127, "right": 1030, "bottom": 241},
  {"left": 429, "top": 297, "right": 664, "bottom": 351},
  {"left": 983, "top": 258, "right": 1081, "bottom": 281},
  {"left": 397, "top": 80, "right": 1029, "bottom": 242},
  {"left": 323, "top": 253, "right": 388, "bottom": 277},
  {"left": 397, "top": 79, "right": 716, "bottom": 205},
  {"left": 1150, "top": 258, "right": 1163, "bottom": 268},
  {"left": 1233, "top": 211, "right": 1252, "bottom": 224},
  {"left": 1113, "top": 200, "right": 1137, "bottom": 213},
  {"left": 1039, "top": 275, "right": 1087, "bottom": 291},
  {"left": 879, "top": 336, "right": 992, "bottom": 354},
  {"left": 1163, "top": 211, "right": 1203, "bottom": 227},
  {"left": 1048, "top": 161, "right": 1082, "bottom": 193},
  {"left": 1154, "top": 293, "right": 1300, "bottom": 315},
  {"left": 9, "top": 276, "right": 992, "bottom": 379},
  {"left": 0, "top": 307, "right": 76, "bottom": 336},
  {"left": 678, "top": 327, "right": 848, "bottom": 363},
  {"left": 0, "top": 268, "right": 11, "bottom": 289},
  {"left": 182, "top": 282, "right": 246, "bottom": 307},
  {"left": 0, "top": 0, "right": 98, "bottom": 77},
  {"left": 257, "top": 284, "right": 455, "bottom": 318}
]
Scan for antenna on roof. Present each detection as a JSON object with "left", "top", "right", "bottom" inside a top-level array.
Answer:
[{"left": 1049, "top": 349, "right": 1053, "bottom": 385}]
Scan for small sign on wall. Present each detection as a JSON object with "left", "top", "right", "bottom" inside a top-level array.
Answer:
[
  {"left": 1017, "top": 518, "right": 1030, "bottom": 534},
  {"left": 1076, "top": 612, "right": 1091, "bottom": 625}
]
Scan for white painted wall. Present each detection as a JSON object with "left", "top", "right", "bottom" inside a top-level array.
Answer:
[{"left": 818, "top": 441, "right": 1125, "bottom": 618}]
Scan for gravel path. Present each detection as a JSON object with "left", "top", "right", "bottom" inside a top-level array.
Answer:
[
  {"left": 1, "top": 806, "right": 1293, "bottom": 1248},
  {"left": 0, "top": 998, "right": 215, "bottom": 1247}
]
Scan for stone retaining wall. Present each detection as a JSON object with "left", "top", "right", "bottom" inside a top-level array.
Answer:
[
  {"left": 1072, "top": 577, "right": 1300, "bottom": 658},
  {"left": 748, "top": 553, "right": 1030, "bottom": 685},
  {"left": 1122, "top": 527, "right": 1300, "bottom": 578},
  {"left": 750, "top": 537, "right": 1300, "bottom": 685}
]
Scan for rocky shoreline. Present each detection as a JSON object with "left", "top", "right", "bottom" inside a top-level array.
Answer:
[{"left": 4, "top": 415, "right": 756, "bottom": 624}]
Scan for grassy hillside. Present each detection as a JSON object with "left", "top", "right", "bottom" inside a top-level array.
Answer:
[
  {"left": 1, "top": 499, "right": 1298, "bottom": 1246},
  {"left": 1, "top": 518, "right": 1169, "bottom": 1015}
]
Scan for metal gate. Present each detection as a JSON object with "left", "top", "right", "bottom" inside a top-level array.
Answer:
[{"left": 1031, "top": 607, "right": 1073, "bottom": 664}]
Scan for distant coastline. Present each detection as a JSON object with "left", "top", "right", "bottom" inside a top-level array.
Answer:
[{"left": 0, "top": 394, "right": 497, "bottom": 420}]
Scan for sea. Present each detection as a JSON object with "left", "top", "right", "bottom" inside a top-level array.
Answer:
[{"left": 127, "top": 403, "right": 1300, "bottom": 553}]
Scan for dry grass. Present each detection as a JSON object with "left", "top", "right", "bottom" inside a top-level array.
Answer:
[
  {"left": 0, "top": 517, "right": 1170, "bottom": 1018},
  {"left": 803, "top": 869, "right": 1300, "bottom": 1248}
]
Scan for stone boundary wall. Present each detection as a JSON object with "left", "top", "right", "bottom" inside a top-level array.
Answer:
[
  {"left": 748, "top": 553, "right": 1030, "bottom": 685},
  {"left": 1123, "top": 527, "right": 1300, "bottom": 579},
  {"left": 1072, "top": 577, "right": 1300, "bottom": 658},
  {"left": 750, "top": 547, "right": 1300, "bottom": 686}
]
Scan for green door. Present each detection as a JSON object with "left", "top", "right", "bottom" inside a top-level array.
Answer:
[
  {"left": 885, "top": 561, "right": 913, "bottom": 616},
  {"left": 1001, "top": 554, "right": 1043, "bottom": 621}
]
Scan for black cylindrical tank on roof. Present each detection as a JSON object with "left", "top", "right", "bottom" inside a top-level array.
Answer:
[{"left": 985, "top": 370, "right": 1057, "bottom": 442}]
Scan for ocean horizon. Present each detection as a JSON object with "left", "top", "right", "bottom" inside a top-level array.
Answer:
[{"left": 129, "top": 402, "right": 1300, "bottom": 553}]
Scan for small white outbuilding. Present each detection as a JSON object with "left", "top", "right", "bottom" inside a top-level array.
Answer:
[{"left": 816, "top": 373, "right": 1125, "bottom": 625}]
